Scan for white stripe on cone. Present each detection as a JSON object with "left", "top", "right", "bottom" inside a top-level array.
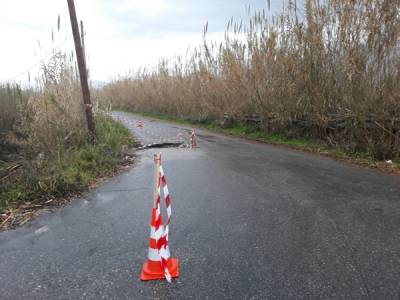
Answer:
[{"left": 148, "top": 248, "right": 161, "bottom": 261}]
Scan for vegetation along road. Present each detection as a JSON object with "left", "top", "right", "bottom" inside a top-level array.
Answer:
[{"left": 0, "top": 112, "right": 399, "bottom": 299}]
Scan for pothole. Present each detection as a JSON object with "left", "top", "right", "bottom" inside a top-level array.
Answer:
[{"left": 138, "top": 142, "right": 187, "bottom": 150}]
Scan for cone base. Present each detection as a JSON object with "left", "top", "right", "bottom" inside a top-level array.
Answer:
[{"left": 140, "top": 258, "right": 179, "bottom": 281}]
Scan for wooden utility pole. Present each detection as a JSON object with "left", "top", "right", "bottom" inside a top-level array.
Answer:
[
  {"left": 80, "top": 20, "right": 86, "bottom": 64},
  {"left": 67, "top": 0, "right": 96, "bottom": 143},
  {"left": 80, "top": 20, "right": 89, "bottom": 77}
]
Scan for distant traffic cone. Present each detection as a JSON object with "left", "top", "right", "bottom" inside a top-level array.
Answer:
[
  {"left": 140, "top": 153, "right": 179, "bottom": 281},
  {"left": 190, "top": 129, "right": 197, "bottom": 148},
  {"left": 136, "top": 120, "right": 144, "bottom": 128},
  {"left": 177, "top": 130, "right": 184, "bottom": 143}
]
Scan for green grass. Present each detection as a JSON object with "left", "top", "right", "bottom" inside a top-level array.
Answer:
[
  {"left": 0, "top": 116, "right": 135, "bottom": 211},
  {"left": 207, "top": 123, "right": 351, "bottom": 159}
]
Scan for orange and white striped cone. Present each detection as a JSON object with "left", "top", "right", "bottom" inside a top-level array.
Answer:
[
  {"left": 190, "top": 129, "right": 197, "bottom": 148},
  {"left": 177, "top": 130, "right": 184, "bottom": 143},
  {"left": 140, "top": 209, "right": 179, "bottom": 281},
  {"left": 136, "top": 120, "right": 144, "bottom": 128},
  {"left": 140, "top": 153, "right": 179, "bottom": 282}
]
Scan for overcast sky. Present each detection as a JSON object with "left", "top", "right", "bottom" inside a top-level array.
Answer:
[{"left": 1, "top": 0, "right": 284, "bottom": 84}]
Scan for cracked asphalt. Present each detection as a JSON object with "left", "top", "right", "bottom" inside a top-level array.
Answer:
[{"left": 0, "top": 111, "right": 400, "bottom": 299}]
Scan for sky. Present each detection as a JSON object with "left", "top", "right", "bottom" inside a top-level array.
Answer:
[{"left": 0, "top": 0, "right": 284, "bottom": 84}]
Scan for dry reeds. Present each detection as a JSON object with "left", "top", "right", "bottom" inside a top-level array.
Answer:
[
  {"left": 27, "top": 52, "right": 87, "bottom": 155},
  {"left": 0, "top": 84, "right": 30, "bottom": 157},
  {"left": 1, "top": 51, "right": 87, "bottom": 158},
  {"left": 102, "top": 0, "right": 400, "bottom": 159}
]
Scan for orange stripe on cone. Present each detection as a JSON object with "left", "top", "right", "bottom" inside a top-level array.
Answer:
[{"left": 141, "top": 258, "right": 179, "bottom": 281}]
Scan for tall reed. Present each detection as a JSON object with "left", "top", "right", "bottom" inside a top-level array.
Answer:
[
  {"left": 0, "top": 84, "right": 30, "bottom": 157},
  {"left": 26, "top": 52, "right": 87, "bottom": 156},
  {"left": 102, "top": 0, "right": 400, "bottom": 159}
]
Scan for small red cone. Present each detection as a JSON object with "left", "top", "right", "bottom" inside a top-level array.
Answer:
[
  {"left": 136, "top": 120, "right": 144, "bottom": 128},
  {"left": 190, "top": 129, "right": 197, "bottom": 148},
  {"left": 177, "top": 130, "right": 184, "bottom": 143}
]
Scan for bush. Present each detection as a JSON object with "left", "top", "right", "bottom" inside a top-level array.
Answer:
[
  {"left": 0, "top": 52, "right": 135, "bottom": 213},
  {"left": 0, "top": 116, "right": 134, "bottom": 210}
]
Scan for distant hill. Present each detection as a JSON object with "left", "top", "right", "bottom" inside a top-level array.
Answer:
[{"left": 91, "top": 80, "right": 106, "bottom": 89}]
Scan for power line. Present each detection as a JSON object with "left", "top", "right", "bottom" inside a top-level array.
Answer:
[{"left": 5, "top": 33, "right": 74, "bottom": 82}]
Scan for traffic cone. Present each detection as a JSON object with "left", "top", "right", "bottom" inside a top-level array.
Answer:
[
  {"left": 136, "top": 120, "right": 144, "bottom": 128},
  {"left": 140, "top": 153, "right": 179, "bottom": 281},
  {"left": 190, "top": 129, "right": 197, "bottom": 148},
  {"left": 140, "top": 208, "right": 179, "bottom": 281},
  {"left": 177, "top": 130, "right": 184, "bottom": 143}
]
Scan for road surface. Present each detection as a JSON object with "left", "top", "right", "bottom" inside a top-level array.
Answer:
[{"left": 1, "top": 112, "right": 399, "bottom": 299}]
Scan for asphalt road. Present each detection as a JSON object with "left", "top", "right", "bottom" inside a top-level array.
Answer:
[{"left": 1, "top": 111, "right": 400, "bottom": 299}]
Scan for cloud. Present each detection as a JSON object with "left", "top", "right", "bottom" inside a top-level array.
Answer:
[
  {"left": 87, "top": 31, "right": 225, "bottom": 81},
  {"left": 112, "top": 0, "right": 169, "bottom": 18},
  {"left": 0, "top": 0, "right": 277, "bottom": 84}
]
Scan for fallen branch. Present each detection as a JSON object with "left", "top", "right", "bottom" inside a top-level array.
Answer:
[
  {"left": 0, "top": 164, "right": 22, "bottom": 182},
  {"left": 374, "top": 121, "right": 398, "bottom": 138},
  {"left": 0, "top": 215, "right": 13, "bottom": 229}
]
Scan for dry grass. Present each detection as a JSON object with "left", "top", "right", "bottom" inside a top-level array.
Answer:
[
  {"left": 101, "top": 0, "right": 400, "bottom": 160},
  {"left": 27, "top": 52, "right": 87, "bottom": 156},
  {"left": 0, "top": 84, "right": 30, "bottom": 158},
  {"left": 0, "top": 51, "right": 135, "bottom": 227},
  {"left": 0, "top": 52, "right": 87, "bottom": 159}
]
